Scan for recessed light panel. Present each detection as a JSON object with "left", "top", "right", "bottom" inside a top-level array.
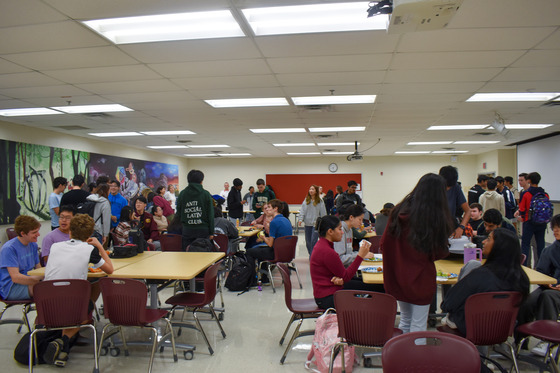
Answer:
[
  {"left": 141, "top": 130, "right": 195, "bottom": 136},
  {"left": 189, "top": 144, "right": 230, "bottom": 148},
  {"left": 467, "top": 93, "right": 560, "bottom": 102},
  {"left": 432, "top": 150, "right": 469, "bottom": 154},
  {"left": 395, "top": 151, "right": 431, "bottom": 154},
  {"left": 52, "top": 104, "right": 133, "bottom": 113},
  {"left": 317, "top": 142, "right": 358, "bottom": 146},
  {"left": 89, "top": 132, "right": 143, "bottom": 137},
  {"left": 408, "top": 141, "right": 453, "bottom": 145},
  {"left": 504, "top": 124, "right": 553, "bottom": 129},
  {"left": 184, "top": 153, "right": 218, "bottom": 157},
  {"left": 220, "top": 153, "right": 252, "bottom": 156},
  {"left": 273, "top": 143, "right": 315, "bottom": 147},
  {"left": 309, "top": 127, "right": 365, "bottom": 132},
  {"left": 453, "top": 141, "right": 500, "bottom": 145},
  {"left": 205, "top": 98, "right": 289, "bottom": 108},
  {"left": 250, "top": 128, "right": 306, "bottom": 133},
  {"left": 287, "top": 152, "right": 321, "bottom": 155},
  {"left": 0, "top": 108, "right": 63, "bottom": 116},
  {"left": 147, "top": 145, "right": 189, "bottom": 149},
  {"left": 322, "top": 151, "right": 353, "bottom": 155},
  {"left": 292, "top": 95, "right": 376, "bottom": 105},
  {"left": 428, "top": 125, "right": 489, "bottom": 130}
]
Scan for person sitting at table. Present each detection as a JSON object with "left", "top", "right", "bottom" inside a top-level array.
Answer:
[
  {"left": 153, "top": 186, "right": 174, "bottom": 219},
  {"left": 153, "top": 205, "right": 168, "bottom": 234},
  {"left": 476, "top": 208, "right": 516, "bottom": 236},
  {"left": 113, "top": 206, "right": 135, "bottom": 246},
  {"left": 466, "top": 202, "right": 484, "bottom": 235},
  {"left": 134, "top": 196, "right": 160, "bottom": 250},
  {"left": 334, "top": 204, "right": 374, "bottom": 267},
  {"left": 0, "top": 215, "right": 42, "bottom": 300},
  {"left": 310, "top": 215, "right": 371, "bottom": 310},
  {"left": 441, "top": 228, "right": 529, "bottom": 335},
  {"left": 246, "top": 202, "right": 273, "bottom": 248},
  {"left": 43, "top": 213, "right": 113, "bottom": 367},
  {"left": 41, "top": 205, "right": 75, "bottom": 264},
  {"left": 213, "top": 206, "right": 239, "bottom": 253},
  {"left": 374, "top": 202, "right": 393, "bottom": 236},
  {"left": 246, "top": 199, "right": 292, "bottom": 284},
  {"left": 517, "top": 214, "right": 560, "bottom": 356}
]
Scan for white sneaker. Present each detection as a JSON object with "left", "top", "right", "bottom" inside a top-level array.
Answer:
[{"left": 531, "top": 341, "right": 549, "bottom": 357}]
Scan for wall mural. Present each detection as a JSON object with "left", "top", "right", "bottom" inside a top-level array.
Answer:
[{"left": 0, "top": 139, "right": 178, "bottom": 225}]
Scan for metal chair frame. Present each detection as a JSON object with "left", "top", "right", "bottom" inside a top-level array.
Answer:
[{"left": 257, "top": 235, "right": 302, "bottom": 293}]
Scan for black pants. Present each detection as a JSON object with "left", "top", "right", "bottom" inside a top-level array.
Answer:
[{"left": 182, "top": 227, "right": 210, "bottom": 251}]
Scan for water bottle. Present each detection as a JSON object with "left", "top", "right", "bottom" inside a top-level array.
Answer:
[{"left": 257, "top": 274, "right": 262, "bottom": 291}]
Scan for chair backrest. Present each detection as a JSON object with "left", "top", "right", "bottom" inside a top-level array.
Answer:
[
  {"left": 240, "top": 221, "right": 252, "bottom": 226},
  {"left": 368, "top": 235, "right": 382, "bottom": 254},
  {"left": 382, "top": 331, "right": 481, "bottom": 373},
  {"left": 464, "top": 291, "right": 522, "bottom": 345},
  {"left": 278, "top": 263, "right": 296, "bottom": 312},
  {"left": 272, "top": 236, "right": 298, "bottom": 263},
  {"left": 99, "top": 277, "right": 150, "bottom": 326},
  {"left": 200, "top": 262, "right": 221, "bottom": 305},
  {"left": 33, "top": 279, "right": 91, "bottom": 328},
  {"left": 213, "top": 234, "right": 229, "bottom": 254},
  {"left": 159, "top": 233, "right": 183, "bottom": 252},
  {"left": 334, "top": 290, "right": 398, "bottom": 347},
  {"left": 6, "top": 227, "right": 17, "bottom": 240}
]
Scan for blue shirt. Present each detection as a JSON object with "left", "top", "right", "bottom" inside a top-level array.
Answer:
[
  {"left": 0, "top": 237, "right": 40, "bottom": 298},
  {"left": 269, "top": 215, "right": 293, "bottom": 239},
  {"left": 49, "top": 192, "right": 62, "bottom": 227},
  {"left": 108, "top": 192, "right": 129, "bottom": 228},
  {"left": 446, "top": 184, "right": 466, "bottom": 217}
]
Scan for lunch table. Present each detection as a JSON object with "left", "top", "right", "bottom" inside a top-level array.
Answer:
[{"left": 238, "top": 226, "right": 262, "bottom": 237}]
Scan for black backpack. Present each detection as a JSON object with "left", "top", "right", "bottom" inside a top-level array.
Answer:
[
  {"left": 14, "top": 330, "right": 62, "bottom": 365},
  {"left": 76, "top": 201, "right": 101, "bottom": 222},
  {"left": 188, "top": 238, "right": 216, "bottom": 252},
  {"left": 128, "top": 227, "right": 146, "bottom": 253},
  {"left": 225, "top": 253, "right": 254, "bottom": 292}
]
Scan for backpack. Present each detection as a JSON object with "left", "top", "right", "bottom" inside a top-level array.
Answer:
[
  {"left": 14, "top": 330, "right": 62, "bottom": 365},
  {"left": 529, "top": 192, "right": 554, "bottom": 225},
  {"left": 76, "top": 200, "right": 102, "bottom": 222},
  {"left": 305, "top": 310, "right": 356, "bottom": 373},
  {"left": 128, "top": 227, "right": 146, "bottom": 253},
  {"left": 224, "top": 253, "right": 254, "bottom": 292},
  {"left": 188, "top": 238, "right": 216, "bottom": 252}
]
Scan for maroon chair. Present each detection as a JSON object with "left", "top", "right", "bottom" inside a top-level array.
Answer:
[
  {"left": 159, "top": 233, "right": 183, "bottom": 252},
  {"left": 382, "top": 331, "right": 481, "bottom": 373},
  {"left": 98, "top": 277, "right": 177, "bottom": 372},
  {"left": 516, "top": 320, "right": 560, "bottom": 372},
  {"left": 30, "top": 279, "right": 98, "bottom": 373},
  {"left": 258, "top": 235, "right": 302, "bottom": 293},
  {"left": 6, "top": 227, "right": 17, "bottom": 240},
  {"left": 438, "top": 291, "right": 523, "bottom": 373},
  {"left": 368, "top": 235, "right": 382, "bottom": 254},
  {"left": 0, "top": 295, "right": 33, "bottom": 333},
  {"left": 277, "top": 264, "right": 324, "bottom": 364},
  {"left": 165, "top": 262, "right": 226, "bottom": 356},
  {"left": 330, "top": 290, "right": 402, "bottom": 372}
]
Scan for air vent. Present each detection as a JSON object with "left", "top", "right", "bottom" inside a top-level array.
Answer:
[
  {"left": 82, "top": 112, "right": 112, "bottom": 118},
  {"left": 315, "top": 134, "right": 333, "bottom": 139},
  {"left": 473, "top": 132, "right": 493, "bottom": 136},
  {"left": 299, "top": 104, "right": 333, "bottom": 112},
  {"left": 441, "top": 147, "right": 455, "bottom": 150},
  {"left": 322, "top": 149, "right": 336, "bottom": 152},
  {"left": 54, "top": 125, "right": 90, "bottom": 131},
  {"left": 176, "top": 140, "right": 192, "bottom": 143}
]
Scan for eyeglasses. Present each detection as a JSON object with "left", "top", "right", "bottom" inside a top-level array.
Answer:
[{"left": 59, "top": 215, "right": 73, "bottom": 221}]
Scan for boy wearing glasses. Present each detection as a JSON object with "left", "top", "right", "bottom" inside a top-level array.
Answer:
[{"left": 41, "top": 205, "right": 75, "bottom": 264}]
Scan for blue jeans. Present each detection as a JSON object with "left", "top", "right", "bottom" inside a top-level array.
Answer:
[
  {"left": 521, "top": 221, "right": 546, "bottom": 266},
  {"left": 304, "top": 225, "right": 319, "bottom": 256}
]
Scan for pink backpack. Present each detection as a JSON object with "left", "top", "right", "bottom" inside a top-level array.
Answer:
[{"left": 305, "top": 309, "right": 356, "bottom": 373}]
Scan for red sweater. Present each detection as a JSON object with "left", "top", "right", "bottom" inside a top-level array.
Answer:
[
  {"left": 310, "top": 237, "right": 363, "bottom": 299},
  {"left": 518, "top": 187, "right": 548, "bottom": 222},
  {"left": 382, "top": 214, "right": 449, "bottom": 305}
]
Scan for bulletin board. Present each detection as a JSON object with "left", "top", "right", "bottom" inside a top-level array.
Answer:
[{"left": 266, "top": 173, "right": 362, "bottom": 204}]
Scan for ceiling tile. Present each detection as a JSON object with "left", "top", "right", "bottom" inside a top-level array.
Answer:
[
  {"left": 391, "top": 51, "right": 525, "bottom": 69},
  {"left": 75, "top": 80, "right": 182, "bottom": 95},
  {"left": 44, "top": 65, "right": 163, "bottom": 84},
  {"left": 149, "top": 59, "right": 271, "bottom": 78}
]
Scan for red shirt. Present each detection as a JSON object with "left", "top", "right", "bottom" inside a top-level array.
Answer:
[{"left": 518, "top": 187, "right": 548, "bottom": 222}]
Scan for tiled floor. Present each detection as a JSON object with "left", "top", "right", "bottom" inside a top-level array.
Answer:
[{"left": 0, "top": 232, "right": 549, "bottom": 372}]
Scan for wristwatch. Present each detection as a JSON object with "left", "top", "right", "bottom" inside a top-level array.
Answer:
[{"left": 458, "top": 224, "right": 465, "bottom": 230}]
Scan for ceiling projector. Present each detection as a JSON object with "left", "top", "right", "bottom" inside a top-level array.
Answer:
[{"left": 347, "top": 153, "right": 363, "bottom": 162}]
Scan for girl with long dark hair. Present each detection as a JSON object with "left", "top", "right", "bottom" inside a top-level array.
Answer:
[{"left": 382, "top": 173, "right": 454, "bottom": 332}]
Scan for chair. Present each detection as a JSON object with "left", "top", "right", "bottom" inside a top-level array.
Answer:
[
  {"left": 257, "top": 235, "right": 302, "bottom": 293},
  {"left": 159, "top": 233, "right": 183, "bottom": 252},
  {"left": 6, "top": 227, "right": 17, "bottom": 240},
  {"left": 329, "top": 290, "right": 402, "bottom": 373},
  {"left": 0, "top": 296, "right": 33, "bottom": 333},
  {"left": 368, "top": 235, "right": 382, "bottom": 254},
  {"left": 165, "top": 262, "right": 226, "bottom": 356},
  {"left": 382, "top": 331, "right": 481, "bottom": 373},
  {"left": 240, "top": 221, "right": 252, "bottom": 226},
  {"left": 98, "top": 277, "right": 177, "bottom": 373},
  {"left": 30, "top": 280, "right": 98, "bottom": 373},
  {"left": 437, "top": 291, "right": 523, "bottom": 373},
  {"left": 277, "top": 264, "right": 324, "bottom": 364},
  {"left": 516, "top": 320, "right": 560, "bottom": 372}
]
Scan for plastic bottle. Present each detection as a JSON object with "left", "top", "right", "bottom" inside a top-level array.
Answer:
[
  {"left": 236, "top": 218, "right": 239, "bottom": 227},
  {"left": 257, "top": 274, "right": 262, "bottom": 291}
]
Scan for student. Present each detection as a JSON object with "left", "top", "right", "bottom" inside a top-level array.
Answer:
[
  {"left": 108, "top": 180, "right": 128, "bottom": 230},
  {"left": 113, "top": 206, "right": 135, "bottom": 246},
  {"left": 382, "top": 173, "right": 454, "bottom": 333},
  {"left": 43, "top": 213, "right": 113, "bottom": 366},
  {"left": 227, "top": 178, "right": 246, "bottom": 225},
  {"left": 60, "top": 174, "right": 89, "bottom": 207},
  {"left": 479, "top": 178, "right": 506, "bottom": 217},
  {"left": 374, "top": 202, "right": 394, "bottom": 236},
  {"left": 213, "top": 206, "right": 239, "bottom": 253},
  {"left": 153, "top": 205, "right": 168, "bottom": 234},
  {"left": 310, "top": 215, "right": 371, "bottom": 310},
  {"left": 41, "top": 205, "right": 75, "bottom": 264},
  {"left": 467, "top": 203, "right": 484, "bottom": 233},
  {"left": 335, "top": 180, "right": 363, "bottom": 211},
  {"left": 299, "top": 185, "right": 327, "bottom": 256},
  {"left": 164, "top": 184, "right": 177, "bottom": 213},
  {"left": 439, "top": 166, "right": 471, "bottom": 239},
  {"left": 252, "top": 178, "right": 276, "bottom": 218},
  {"left": 153, "top": 186, "right": 174, "bottom": 218},
  {"left": 133, "top": 196, "right": 160, "bottom": 249},
  {"left": 441, "top": 228, "right": 529, "bottom": 335},
  {"left": 243, "top": 186, "right": 255, "bottom": 221},
  {"left": 0, "top": 216, "right": 42, "bottom": 300},
  {"left": 495, "top": 176, "right": 517, "bottom": 219},
  {"left": 49, "top": 177, "right": 67, "bottom": 230},
  {"left": 334, "top": 204, "right": 374, "bottom": 267},
  {"left": 476, "top": 208, "right": 516, "bottom": 236},
  {"left": 86, "top": 183, "right": 112, "bottom": 245},
  {"left": 468, "top": 175, "right": 488, "bottom": 205}
]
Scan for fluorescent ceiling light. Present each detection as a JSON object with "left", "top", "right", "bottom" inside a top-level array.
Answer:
[
  {"left": 250, "top": 128, "right": 306, "bottom": 133},
  {"left": 205, "top": 98, "right": 289, "bottom": 108},
  {"left": 428, "top": 125, "right": 489, "bottom": 130},
  {"left": 317, "top": 142, "right": 358, "bottom": 146},
  {"left": 274, "top": 143, "right": 315, "bottom": 147},
  {"left": 52, "top": 104, "right": 133, "bottom": 114},
  {"left": 147, "top": 145, "right": 188, "bottom": 149},
  {"left": 220, "top": 153, "right": 252, "bottom": 156},
  {"left": 287, "top": 152, "right": 321, "bottom": 155},
  {"left": 309, "top": 127, "right": 365, "bottom": 132},
  {"left": 82, "top": 10, "right": 244, "bottom": 44},
  {"left": 395, "top": 151, "right": 431, "bottom": 154},
  {"left": 432, "top": 150, "right": 469, "bottom": 154},
  {"left": 89, "top": 132, "right": 143, "bottom": 137},
  {"left": 184, "top": 153, "right": 218, "bottom": 157},
  {"left": 467, "top": 93, "right": 560, "bottom": 102},
  {"left": 189, "top": 144, "right": 230, "bottom": 148},
  {"left": 292, "top": 95, "right": 376, "bottom": 105},
  {"left": 242, "top": 2, "right": 388, "bottom": 36},
  {"left": 141, "top": 130, "right": 195, "bottom": 136},
  {"left": 322, "top": 151, "right": 353, "bottom": 155},
  {"left": 408, "top": 141, "right": 453, "bottom": 145},
  {"left": 453, "top": 141, "right": 500, "bottom": 145},
  {"left": 0, "top": 108, "right": 63, "bottom": 116},
  {"left": 504, "top": 124, "right": 554, "bottom": 129}
]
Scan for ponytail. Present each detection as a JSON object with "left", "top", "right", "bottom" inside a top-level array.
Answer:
[{"left": 315, "top": 215, "right": 341, "bottom": 237}]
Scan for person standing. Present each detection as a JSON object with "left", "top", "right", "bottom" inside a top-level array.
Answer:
[
  {"left": 439, "top": 166, "right": 471, "bottom": 239},
  {"left": 382, "top": 173, "right": 454, "bottom": 333},
  {"left": 495, "top": 176, "right": 516, "bottom": 219},
  {"left": 176, "top": 170, "right": 215, "bottom": 250},
  {"left": 227, "top": 178, "right": 246, "bottom": 225},
  {"left": 86, "top": 184, "right": 112, "bottom": 245},
  {"left": 252, "top": 178, "right": 276, "bottom": 219},
  {"left": 164, "top": 184, "right": 177, "bottom": 213},
  {"left": 479, "top": 178, "right": 506, "bottom": 217},
  {"left": 108, "top": 180, "right": 128, "bottom": 231},
  {"left": 49, "top": 177, "right": 67, "bottom": 230},
  {"left": 299, "top": 185, "right": 327, "bottom": 256},
  {"left": 335, "top": 180, "right": 363, "bottom": 211},
  {"left": 60, "top": 174, "right": 89, "bottom": 208},
  {"left": 220, "top": 182, "right": 230, "bottom": 209},
  {"left": 243, "top": 186, "right": 255, "bottom": 221},
  {"left": 467, "top": 175, "right": 488, "bottom": 205}
]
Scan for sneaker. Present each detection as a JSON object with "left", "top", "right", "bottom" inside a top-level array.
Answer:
[
  {"left": 43, "top": 338, "right": 63, "bottom": 365},
  {"left": 531, "top": 341, "right": 549, "bottom": 357},
  {"left": 54, "top": 351, "right": 68, "bottom": 367}
]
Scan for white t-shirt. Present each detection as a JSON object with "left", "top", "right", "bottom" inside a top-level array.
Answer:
[
  {"left": 44, "top": 239, "right": 105, "bottom": 281},
  {"left": 164, "top": 191, "right": 177, "bottom": 212}
]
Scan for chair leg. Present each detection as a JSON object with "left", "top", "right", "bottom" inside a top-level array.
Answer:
[
  {"left": 84, "top": 324, "right": 99, "bottom": 373},
  {"left": 119, "top": 326, "right": 130, "bottom": 356},
  {"left": 163, "top": 317, "right": 178, "bottom": 363},
  {"left": 279, "top": 314, "right": 296, "bottom": 345},
  {"left": 208, "top": 305, "right": 226, "bottom": 339},
  {"left": 280, "top": 317, "right": 303, "bottom": 364},
  {"left": 506, "top": 341, "right": 520, "bottom": 373},
  {"left": 148, "top": 327, "right": 158, "bottom": 373},
  {"left": 328, "top": 343, "right": 342, "bottom": 373},
  {"left": 97, "top": 323, "right": 112, "bottom": 358},
  {"left": 22, "top": 304, "right": 32, "bottom": 333},
  {"left": 268, "top": 265, "right": 276, "bottom": 293},
  {"left": 193, "top": 308, "right": 214, "bottom": 355},
  {"left": 28, "top": 328, "right": 40, "bottom": 373}
]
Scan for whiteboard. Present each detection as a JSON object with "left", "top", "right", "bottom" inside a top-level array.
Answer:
[{"left": 517, "top": 133, "right": 560, "bottom": 201}]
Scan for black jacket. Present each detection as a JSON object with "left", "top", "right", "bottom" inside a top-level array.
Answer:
[{"left": 227, "top": 187, "right": 244, "bottom": 219}]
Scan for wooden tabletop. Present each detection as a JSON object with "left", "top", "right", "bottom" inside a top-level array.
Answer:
[
  {"left": 361, "top": 257, "right": 557, "bottom": 286},
  {"left": 109, "top": 251, "right": 225, "bottom": 281},
  {"left": 27, "top": 251, "right": 161, "bottom": 278},
  {"left": 238, "top": 226, "right": 262, "bottom": 237}
]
